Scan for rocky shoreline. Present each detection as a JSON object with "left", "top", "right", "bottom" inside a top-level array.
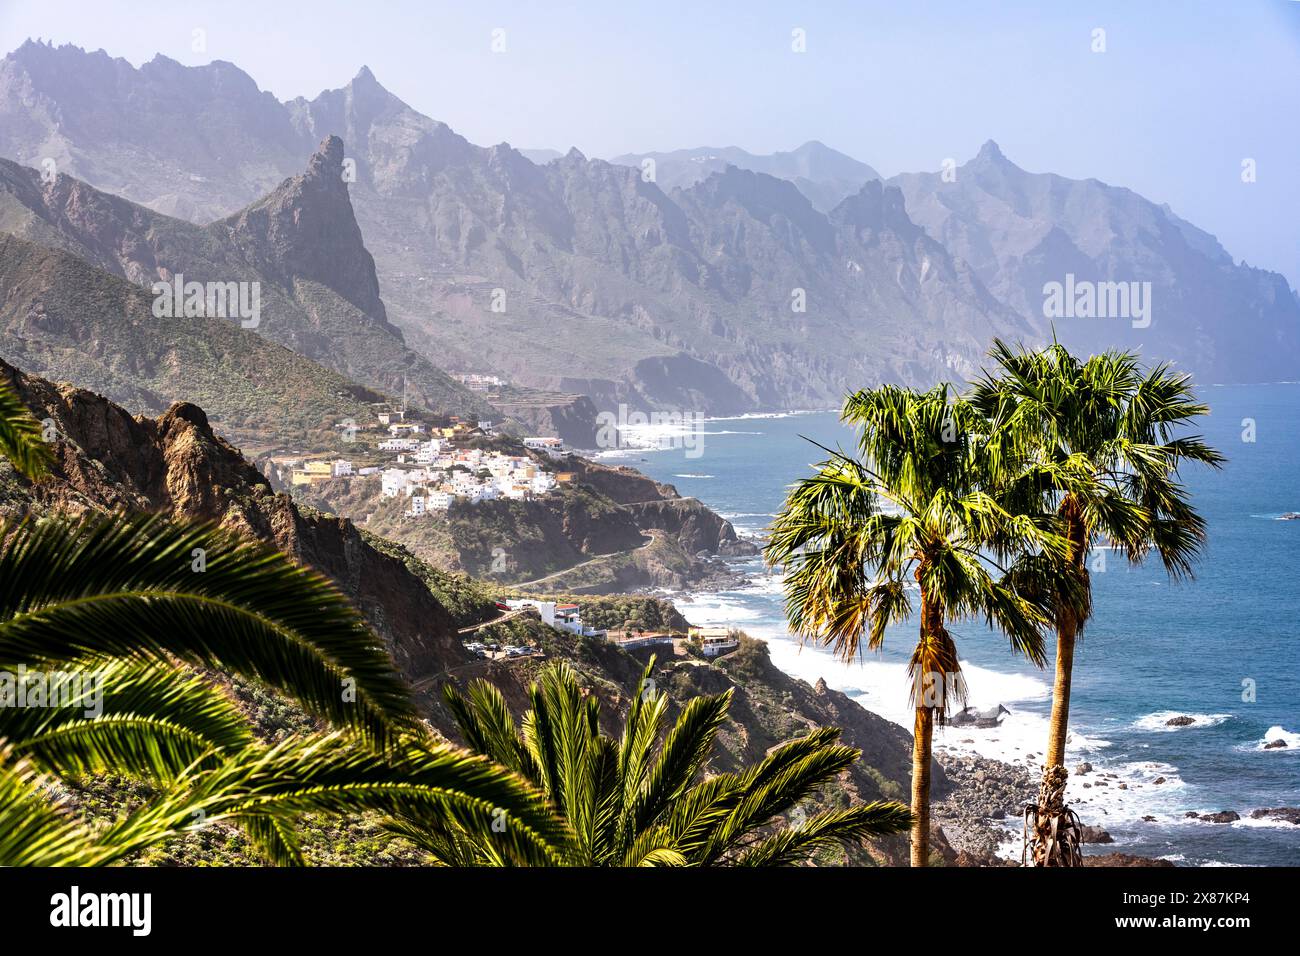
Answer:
[
  {"left": 930, "top": 745, "right": 1300, "bottom": 866},
  {"left": 932, "top": 748, "right": 1035, "bottom": 864}
]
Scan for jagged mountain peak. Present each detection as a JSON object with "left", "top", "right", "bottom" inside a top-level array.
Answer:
[
  {"left": 965, "top": 138, "right": 1024, "bottom": 176},
  {"left": 829, "top": 178, "right": 918, "bottom": 236},
  {"left": 216, "top": 135, "right": 390, "bottom": 326},
  {"left": 974, "top": 138, "right": 1006, "bottom": 161},
  {"left": 691, "top": 163, "right": 812, "bottom": 206},
  {"left": 306, "top": 133, "right": 347, "bottom": 177}
]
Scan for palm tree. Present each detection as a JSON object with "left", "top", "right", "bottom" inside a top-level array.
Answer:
[
  {"left": 971, "top": 340, "right": 1223, "bottom": 865},
  {"left": 0, "top": 372, "right": 556, "bottom": 865},
  {"left": 398, "top": 660, "right": 912, "bottom": 865},
  {"left": 765, "top": 384, "right": 1068, "bottom": 866}
]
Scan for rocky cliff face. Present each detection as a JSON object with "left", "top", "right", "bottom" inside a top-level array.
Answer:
[
  {"left": 0, "top": 359, "right": 466, "bottom": 678},
  {"left": 486, "top": 393, "right": 603, "bottom": 447},
  {"left": 0, "top": 41, "right": 302, "bottom": 221},
  {"left": 215, "top": 135, "right": 391, "bottom": 329},
  {"left": 621, "top": 498, "right": 754, "bottom": 556},
  {"left": 0, "top": 146, "right": 491, "bottom": 421}
]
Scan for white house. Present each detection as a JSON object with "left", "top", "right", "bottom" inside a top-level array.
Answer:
[
  {"left": 331, "top": 459, "right": 354, "bottom": 477},
  {"left": 414, "top": 438, "right": 445, "bottom": 464},
  {"left": 380, "top": 468, "right": 409, "bottom": 498},
  {"left": 505, "top": 600, "right": 602, "bottom": 637},
  {"left": 523, "top": 437, "right": 565, "bottom": 457},
  {"left": 388, "top": 422, "right": 426, "bottom": 436}
]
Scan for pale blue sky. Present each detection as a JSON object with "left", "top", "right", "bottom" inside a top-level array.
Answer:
[{"left": 2, "top": 0, "right": 1298, "bottom": 285}]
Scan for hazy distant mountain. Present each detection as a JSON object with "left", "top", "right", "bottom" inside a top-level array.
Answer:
[
  {"left": 610, "top": 141, "right": 881, "bottom": 213},
  {"left": 890, "top": 141, "right": 1300, "bottom": 382},
  {"left": 0, "top": 135, "right": 492, "bottom": 418},
  {"left": 3, "top": 40, "right": 1293, "bottom": 405},
  {"left": 284, "top": 68, "right": 1025, "bottom": 411},
  {"left": 0, "top": 41, "right": 302, "bottom": 222},
  {"left": 520, "top": 148, "right": 565, "bottom": 165}
]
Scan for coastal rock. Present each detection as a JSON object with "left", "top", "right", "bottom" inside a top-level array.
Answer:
[
  {"left": 928, "top": 822, "right": 959, "bottom": 865},
  {"left": 1080, "top": 825, "right": 1114, "bottom": 844},
  {"left": 949, "top": 704, "right": 1011, "bottom": 728},
  {"left": 1152, "top": 776, "right": 1167, "bottom": 785},
  {"left": 1249, "top": 807, "right": 1300, "bottom": 826},
  {"left": 1280, "top": 512, "right": 1300, "bottom": 521},
  {"left": 1142, "top": 815, "right": 1157, "bottom": 822},
  {"left": 1165, "top": 715, "right": 1196, "bottom": 727},
  {"left": 1185, "top": 811, "right": 1200, "bottom": 819},
  {"left": 1201, "top": 810, "right": 1240, "bottom": 824},
  {"left": 1075, "top": 762, "right": 1092, "bottom": 775},
  {"left": 1264, "top": 739, "right": 1288, "bottom": 749}
]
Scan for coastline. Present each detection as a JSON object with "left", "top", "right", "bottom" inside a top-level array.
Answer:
[
  {"left": 661, "top": 552, "right": 1300, "bottom": 866},
  {"left": 598, "top": 398, "right": 1300, "bottom": 867}
]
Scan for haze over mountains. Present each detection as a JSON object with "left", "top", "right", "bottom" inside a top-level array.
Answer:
[
  {"left": 1, "top": 38, "right": 1296, "bottom": 421},
  {"left": 890, "top": 142, "right": 1300, "bottom": 383},
  {"left": 608, "top": 141, "right": 881, "bottom": 215},
  {"left": 0, "top": 132, "right": 493, "bottom": 425}
]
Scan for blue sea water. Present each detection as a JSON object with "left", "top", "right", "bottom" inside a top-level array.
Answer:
[{"left": 612, "top": 384, "right": 1300, "bottom": 866}]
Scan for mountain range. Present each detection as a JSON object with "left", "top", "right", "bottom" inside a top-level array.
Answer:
[
  {"left": 1, "top": 39, "right": 1296, "bottom": 419},
  {"left": 0, "top": 129, "right": 493, "bottom": 427},
  {"left": 608, "top": 141, "right": 881, "bottom": 214}
]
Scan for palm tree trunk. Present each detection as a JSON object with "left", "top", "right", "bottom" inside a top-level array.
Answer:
[
  {"left": 910, "top": 706, "right": 933, "bottom": 866},
  {"left": 910, "top": 583, "right": 946, "bottom": 867},
  {"left": 1045, "top": 498, "right": 1088, "bottom": 768},
  {"left": 1031, "top": 498, "right": 1089, "bottom": 866},
  {"left": 1044, "top": 620, "right": 1076, "bottom": 767}
]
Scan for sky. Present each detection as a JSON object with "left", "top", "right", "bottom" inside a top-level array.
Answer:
[{"left": 2, "top": 0, "right": 1298, "bottom": 285}]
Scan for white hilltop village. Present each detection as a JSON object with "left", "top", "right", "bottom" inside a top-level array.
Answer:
[{"left": 284, "top": 402, "right": 573, "bottom": 518}]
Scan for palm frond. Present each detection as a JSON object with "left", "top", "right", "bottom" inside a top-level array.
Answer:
[{"left": 0, "top": 513, "right": 418, "bottom": 749}]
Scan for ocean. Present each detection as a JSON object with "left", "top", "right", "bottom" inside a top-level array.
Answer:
[{"left": 599, "top": 383, "right": 1300, "bottom": 866}]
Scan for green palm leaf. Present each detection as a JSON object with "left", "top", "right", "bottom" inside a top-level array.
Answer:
[
  {"left": 0, "top": 513, "right": 418, "bottom": 749},
  {"left": 0, "top": 660, "right": 252, "bottom": 780}
]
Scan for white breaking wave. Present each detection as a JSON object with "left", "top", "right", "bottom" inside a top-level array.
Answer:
[
  {"left": 1234, "top": 814, "right": 1300, "bottom": 830},
  {"left": 1254, "top": 725, "right": 1300, "bottom": 751},
  {"left": 672, "top": 594, "right": 763, "bottom": 623},
  {"left": 1132, "top": 711, "right": 1233, "bottom": 732},
  {"left": 703, "top": 410, "right": 829, "bottom": 422},
  {"left": 672, "top": 474, "right": 714, "bottom": 479}
]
